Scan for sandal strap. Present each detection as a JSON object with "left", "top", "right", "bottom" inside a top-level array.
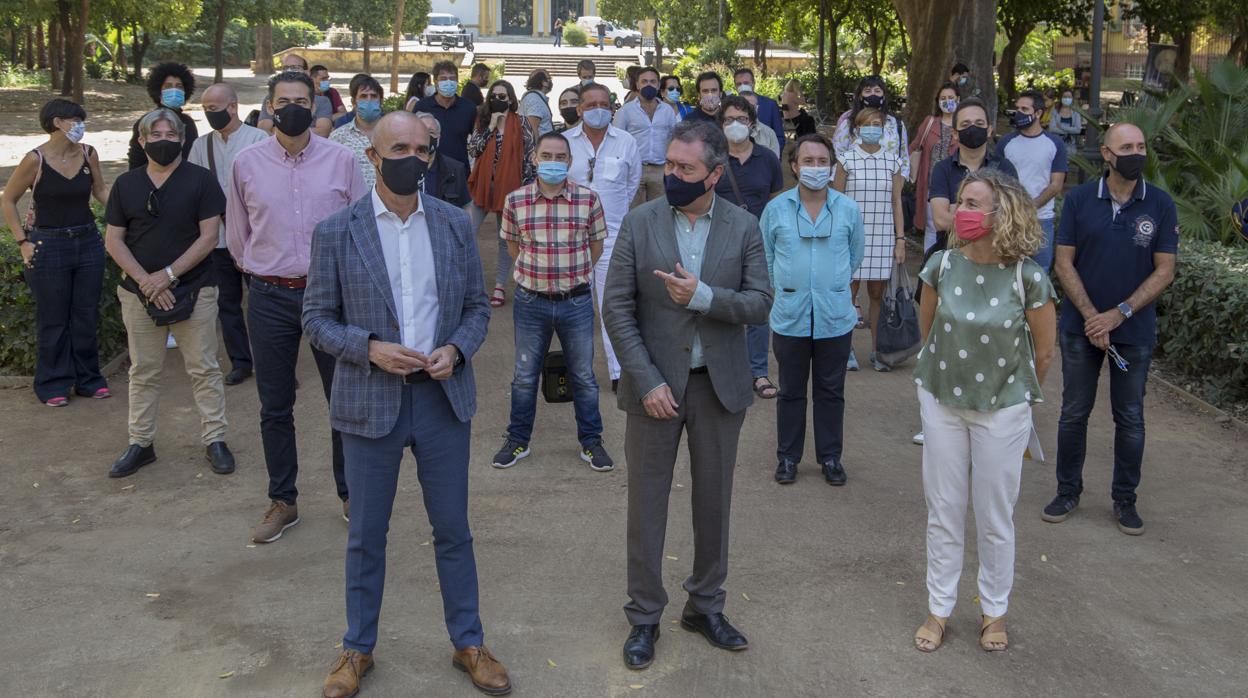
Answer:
[
  {"left": 914, "top": 615, "right": 946, "bottom": 647},
  {"left": 980, "top": 616, "right": 1008, "bottom": 646}
]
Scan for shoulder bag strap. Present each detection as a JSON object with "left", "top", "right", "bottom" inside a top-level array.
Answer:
[
  {"left": 24, "top": 149, "right": 44, "bottom": 229},
  {"left": 723, "top": 158, "right": 747, "bottom": 209},
  {"left": 206, "top": 135, "right": 217, "bottom": 178}
]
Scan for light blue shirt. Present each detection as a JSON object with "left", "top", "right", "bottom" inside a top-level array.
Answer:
[
  {"left": 760, "top": 186, "right": 864, "bottom": 339},
  {"left": 613, "top": 97, "right": 678, "bottom": 166},
  {"left": 672, "top": 198, "right": 717, "bottom": 368}
]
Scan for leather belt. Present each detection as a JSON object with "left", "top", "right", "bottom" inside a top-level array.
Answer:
[
  {"left": 31, "top": 223, "right": 97, "bottom": 238},
  {"left": 403, "top": 370, "right": 432, "bottom": 384},
  {"left": 690, "top": 366, "right": 709, "bottom": 375},
  {"left": 253, "top": 274, "right": 307, "bottom": 290},
  {"left": 520, "top": 284, "right": 591, "bottom": 302}
]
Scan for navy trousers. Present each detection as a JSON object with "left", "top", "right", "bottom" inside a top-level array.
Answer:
[{"left": 341, "top": 381, "right": 484, "bottom": 654}]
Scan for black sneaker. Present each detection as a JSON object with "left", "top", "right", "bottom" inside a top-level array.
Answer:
[
  {"left": 1041, "top": 494, "right": 1080, "bottom": 523},
  {"left": 491, "top": 438, "right": 530, "bottom": 469},
  {"left": 1114, "top": 501, "right": 1144, "bottom": 535},
  {"left": 581, "top": 441, "right": 615, "bottom": 472}
]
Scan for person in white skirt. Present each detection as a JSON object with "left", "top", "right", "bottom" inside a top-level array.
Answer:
[{"left": 833, "top": 107, "right": 906, "bottom": 372}]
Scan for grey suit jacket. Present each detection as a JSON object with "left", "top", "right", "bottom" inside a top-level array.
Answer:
[
  {"left": 603, "top": 196, "right": 772, "bottom": 416},
  {"left": 302, "top": 194, "right": 491, "bottom": 439}
]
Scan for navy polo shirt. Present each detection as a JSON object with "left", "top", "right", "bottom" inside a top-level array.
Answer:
[
  {"left": 413, "top": 95, "right": 478, "bottom": 167},
  {"left": 715, "top": 141, "right": 784, "bottom": 219},
  {"left": 683, "top": 108, "right": 718, "bottom": 123},
  {"left": 928, "top": 149, "right": 1019, "bottom": 206},
  {"left": 1056, "top": 176, "right": 1179, "bottom": 346}
]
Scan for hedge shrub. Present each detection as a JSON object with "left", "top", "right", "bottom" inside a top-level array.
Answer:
[
  {"left": 0, "top": 209, "right": 127, "bottom": 376},
  {"left": 1155, "top": 238, "right": 1248, "bottom": 403},
  {"left": 564, "top": 26, "right": 588, "bottom": 48}
]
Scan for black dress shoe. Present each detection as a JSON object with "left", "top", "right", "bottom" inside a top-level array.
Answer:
[
  {"left": 206, "top": 442, "right": 236, "bottom": 475},
  {"left": 611, "top": 379, "right": 619, "bottom": 394},
  {"left": 224, "top": 366, "right": 252, "bottom": 386},
  {"left": 109, "top": 444, "right": 156, "bottom": 478},
  {"left": 822, "top": 460, "right": 847, "bottom": 486},
  {"left": 623, "top": 624, "right": 659, "bottom": 669},
  {"left": 680, "top": 611, "right": 749, "bottom": 650},
  {"left": 774, "top": 459, "right": 797, "bottom": 484}
]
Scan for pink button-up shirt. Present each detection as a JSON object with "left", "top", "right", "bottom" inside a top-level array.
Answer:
[{"left": 226, "top": 135, "right": 367, "bottom": 278}]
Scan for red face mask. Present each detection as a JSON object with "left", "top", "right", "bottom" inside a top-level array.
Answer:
[{"left": 954, "top": 209, "right": 993, "bottom": 241}]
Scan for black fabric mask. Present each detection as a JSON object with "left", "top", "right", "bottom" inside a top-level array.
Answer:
[
  {"left": 862, "top": 94, "right": 885, "bottom": 108},
  {"left": 273, "top": 103, "right": 313, "bottom": 137},
  {"left": 664, "top": 171, "right": 712, "bottom": 209},
  {"left": 205, "top": 109, "right": 232, "bottom": 131},
  {"left": 1012, "top": 111, "right": 1036, "bottom": 129},
  {"left": 1111, "top": 153, "right": 1147, "bottom": 181},
  {"left": 489, "top": 97, "right": 510, "bottom": 114},
  {"left": 144, "top": 139, "right": 182, "bottom": 166},
  {"left": 377, "top": 155, "right": 428, "bottom": 196},
  {"left": 958, "top": 125, "right": 989, "bottom": 149},
  {"left": 560, "top": 107, "right": 580, "bottom": 125},
  {"left": 428, "top": 136, "right": 439, "bottom": 158}
]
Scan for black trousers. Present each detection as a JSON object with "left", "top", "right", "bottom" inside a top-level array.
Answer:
[
  {"left": 210, "top": 248, "right": 252, "bottom": 372},
  {"left": 773, "top": 330, "right": 853, "bottom": 464}
]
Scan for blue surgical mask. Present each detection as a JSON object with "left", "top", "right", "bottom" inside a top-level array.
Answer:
[
  {"left": 356, "top": 100, "right": 382, "bottom": 123},
  {"left": 667, "top": 88, "right": 681, "bottom": 102},
  {"left": 798, "top": 166, "right": 830, "bottom": 191},
  {"left": 161, "top": 88, "right": 185, "bottom": 109},
  {"left": 1061, "top": 97, "right": 1073, "bottom": 107},
  {"left": 939, "top": 99, "right": 958, "bottom": 114},
  {"left": 66, "top": 121, "right": 86, "bottom": 143},
  {"left": 536, "top": 161, "right": 569, "bottom": 184},
  {"left": 582, "top": 107, "right": 612, "bottom": 130},
  {"left": 858, "top": 125, "right": 883, "bottom": 144},
  {"left": 437, "top": 79, "right": 458, "bottom": 97},
  {"left": 319, "top": 80, "right": 331, "bottom": 92}
]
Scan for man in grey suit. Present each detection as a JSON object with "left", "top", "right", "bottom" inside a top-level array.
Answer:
[
  {"left": 603, "top": 120, "right": 772, "bottom": 670},
  {"left": 302, "top": 112, "right": 510, "bottom": 698}
]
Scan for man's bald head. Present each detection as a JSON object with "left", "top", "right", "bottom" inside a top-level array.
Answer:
[
  {"left": 202, "top": 82, "right": 238, "bottom": 103},
  {"left": 1103, "top": 121, "right": 1144, "bottom": 150},
  {"left": 201, "top": 82, "right": 240, "bottom": 129}
]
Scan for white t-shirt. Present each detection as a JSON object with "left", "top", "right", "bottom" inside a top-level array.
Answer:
[
  {"left": 187, "top": 123, "right": 270, "bottom": 247},
  {"left": 995, "top": 130, "right": 1068, "bottom": 219}
]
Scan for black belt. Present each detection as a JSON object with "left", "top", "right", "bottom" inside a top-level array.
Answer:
[
  {"left": 520, "top": 284, "right": 591, "bottom": 302},
  {"left": 403, "top": 370, "right": 433, "bottom": 384},
  {"left": 690, "top": 366, "right": 708, "bottom": 375},
  {"left": 31, "top": 223, "right": 97, "bottom": 238}
]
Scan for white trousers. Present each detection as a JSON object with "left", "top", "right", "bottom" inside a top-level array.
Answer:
[
  {"left": 918, "top": 387, "right": 1030, "bottom": 618},
  {"left": 592, "top": 233, "right": 621, "bottom": 381}
]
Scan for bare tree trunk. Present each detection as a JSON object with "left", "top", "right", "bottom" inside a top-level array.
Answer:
[
  {"left": 894, "top": 0, "right": 998, "bottom": 136},
  {"left": 391, "top": 0, "right": 406, "bottom": 95},
  {"left": 24, "top": 25, "right": 34, "bottom": 69},
  {"left": 71, "top": 0, "right": 90, "bottom": 102},
  {"left": 950, "top": 0, "right": 997, "bottom": 121},
  {"left": 57, "top": 0, "right": 73, "bottom": 96},
  {"left": 213, "top": 0, "right": 229, "bottom": 83},
  {"left": 654, "top": 19, "right": 663, "bottom": 71},
  {"left": 115, "top": 24, "right": 126, "bottom": 75},
  {"left": 254, "top": 20, "right": 273, "bottom": 75},
  {"left": 1174, "top": 31, "right": 1193, "bottom": 82},
  {"left": 998, "top": 23, "right": 1031, "bottom": 104},
  {"left": 131, "top": 26, "right": 150, "bottom": 81},
  {"left": 37, "top": 23, "right": 46, "bottom": 69},
  {"left": 8, "top": 28, "right": 16, "bottom": 65},
  {"left": 363, "top": 33, "right": 371, "bottom": 73},
  {"left": 49, "top": 20, "right": 60, "bottom": 90}
]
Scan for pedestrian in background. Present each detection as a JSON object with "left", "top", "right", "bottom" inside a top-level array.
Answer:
[
  {"left": 414, "top": 112, "right": 472, "bottom": 208},
  {"left": 662, "top": 75, "right": 694, "bottom": 119},
  {"left": 519, "top": 69, "right": 555, "bottom": 136},
  {"left": 996, "top": 89, "right": 1068, "bottom": 271},
  {"left": 684, "top": 71, "right": 723, "bottom": 123},
  {"left": 733, "top": 68, "right": 786, "bottom": 151},
  {"left": 614, "top": 66, "right": 677, "bottom": 204},
  {"left": 330, "top": 76, "right": 385, "bottom": 187},
  {"left": 312, "top": 65, "right": 348, "bottom": 118},
  {"left": 553, "top": 18, "right": 564, "bottom": 47},
  {"left": 2, "top": 98, "right": 111, "bottom": 406},
  {"left": 403, "top": 71, "right": 434, "bottom": 112},
  {"left": 1048, "top": 87, "right": 1083, "bottom": 155},
  {"left": 556, "top": 86, "right": 581, "bottom": 131},
  {"left": 908, "top": 82, "right": 960, "bottom": 252},
  {"left": 831, "top": 75, "right": 910, "bottom": 181},
  {"left": 127, "top": 61, "right": 198, "bottom": 169},
  {"left": 462, "top": 63, "right": 491, "bottom": 107}
]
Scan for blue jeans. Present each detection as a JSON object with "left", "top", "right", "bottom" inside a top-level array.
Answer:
[
  {"left": 507, "top": 286, "right": 603, "bottom": 446},
  {"left": 1056, "top": 332, "right": 1153, "bottom": 504},
  {"left": 747, "top": 324, "right": 770, "bottom": 379},
  {"left": 1032, "top": 217, "right": 1055, "bottom": 273},
  {"left": 341, "top": 381, "right": 483, "bottom": 653},
  {"left": 23, "top": 226, "right": 107, "bottom": 401}
]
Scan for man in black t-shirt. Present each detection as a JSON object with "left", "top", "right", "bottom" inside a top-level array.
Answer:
[{"left": 103, "top": 107, "right": 235, "bottom": 479}]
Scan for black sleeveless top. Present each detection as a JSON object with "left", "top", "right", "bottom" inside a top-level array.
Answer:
[{"left": 32, "top": 147, "right": 95, "bottom": 229}]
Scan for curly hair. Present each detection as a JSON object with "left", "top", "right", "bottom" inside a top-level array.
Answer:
[
  {"left": 146, "top": 62, "right": 195, "bottom": 106},
  {"left": 952, "top": 169, "right": 1043, "bottom": 263}
]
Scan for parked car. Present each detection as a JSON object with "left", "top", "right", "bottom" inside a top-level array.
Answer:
[
  {"left": 575, "top": 16, "right": 641, "bottom": 48},
  {"left": 420, "top": 12, "right": 473, "bottom": 49}
]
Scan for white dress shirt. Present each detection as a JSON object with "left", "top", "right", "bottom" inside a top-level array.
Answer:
[
  {"left": 564, "top": 123, "right": 642, "bottom": 238},
  {"left": 613, "top": 97, "right": 677, "bottom": 166},
  {"left": 372, "top": 188, "right": 439, "bottom": 354},
  {"left": 186, "top": 122, "right": 268, "bottom": 248}
]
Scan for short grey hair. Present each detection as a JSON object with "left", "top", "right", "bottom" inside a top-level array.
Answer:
[
  {"left": 138, "top": 108, "right": 185, "bottom": 140},
  {"left": 413, "top": 111, "right": 440, "bottom": 136},
  {"left": 670, "top": 120, "right": 728, "bottom": 171}
]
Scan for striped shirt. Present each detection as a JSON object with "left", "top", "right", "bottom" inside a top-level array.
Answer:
[{"left": 500, "top": 180, "right": 607, "bottom": 293}]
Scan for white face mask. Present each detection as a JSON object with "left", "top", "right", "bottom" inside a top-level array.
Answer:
[
  {"left": 423, "top": 84, "right": 436, "bottom": 97},
  {"left": 723, "top": 121, "right": 750, "bottom": 144}
]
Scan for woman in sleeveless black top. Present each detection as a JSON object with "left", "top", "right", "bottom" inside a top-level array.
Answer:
[{"left": 1, "top": 98, "right": 111, "bottom": 405}]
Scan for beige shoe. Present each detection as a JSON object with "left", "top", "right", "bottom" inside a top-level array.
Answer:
[
  {"left": 323, "top": 649, "right": 373, "bottom": 698},
  {"left": 453, "top": 645, "right": 511, "bottom": 695},
  {"left": 252, "top": 500, "right": 299, "bottom": 544}
]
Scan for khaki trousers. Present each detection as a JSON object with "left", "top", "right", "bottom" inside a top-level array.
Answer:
[
  {"left": 632, "top": 164, "right": 666, "bottom": 207},
  {"left": 118, "top": 286, "right": 227, "bottom": 447}
]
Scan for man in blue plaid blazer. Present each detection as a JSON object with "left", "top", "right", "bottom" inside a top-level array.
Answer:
[{"left": 302, "top": 112, "right": 509, "bottom": 697}]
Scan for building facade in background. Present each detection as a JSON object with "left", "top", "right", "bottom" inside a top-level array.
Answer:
[{"left": 432, "top": 0, "right": 601, "bottom": 37}]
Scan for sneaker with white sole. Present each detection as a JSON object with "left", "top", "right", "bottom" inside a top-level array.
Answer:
[
  {"left": 847, "top": 349, "right": 860, "bottom": 372},
  {"left": 252, "top": 500, "right": 299, "bottom": 543},
  {"left": 581, "top": 442, "right": 615, "bottom": 472},
  {"left": 912, "top": 431, "right": 924, "bottom": 445},
  {"left": 491, "top": 438, "right": 530, "bottom": 469}
]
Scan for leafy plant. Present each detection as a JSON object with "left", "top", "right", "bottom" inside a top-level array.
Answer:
[
  {"left": 0, "top": 65, "right": 50, "bottom": 88},
  {"left": 564, "top": 25, "right": 588, "bottom": 47}
]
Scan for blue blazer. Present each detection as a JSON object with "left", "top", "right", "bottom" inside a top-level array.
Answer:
[
  {"left": 302, "top": 194, "right": 491, "bottom": 439},
  {"left": 754, "top": 94, "right": 787, "bottom": 150}
]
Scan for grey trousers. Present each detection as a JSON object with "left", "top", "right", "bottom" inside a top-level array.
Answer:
[{"left": 624, "top": 372, "right": 746, "bottom": 625}]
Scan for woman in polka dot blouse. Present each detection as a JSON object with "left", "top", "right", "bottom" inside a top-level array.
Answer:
[{"left": 910, "top": 170, "right": 1056, "bottom": 654}]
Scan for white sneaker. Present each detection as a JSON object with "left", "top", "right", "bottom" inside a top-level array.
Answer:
[{"left": 912, "top": 431, "right": 924, "bottom": 445}]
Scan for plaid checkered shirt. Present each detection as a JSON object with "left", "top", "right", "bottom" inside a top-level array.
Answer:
[{"left": 500, "top": 180, "right": 607, "bottom": 294}]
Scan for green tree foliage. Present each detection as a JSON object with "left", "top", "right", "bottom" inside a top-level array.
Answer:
[
  {"left": 1125, "top": 0, "right": 1210, "bottom": 80},
  {"left": 996, "top": 0, "right": 1091, "bottom": 102}
]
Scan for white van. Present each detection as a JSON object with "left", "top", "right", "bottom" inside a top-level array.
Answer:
[{"left": 575, "top": 16, "right": 641, "bottom": 48}]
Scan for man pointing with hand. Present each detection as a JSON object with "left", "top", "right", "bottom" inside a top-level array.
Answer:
[{"left": 603, "top": 120, "right": 772, "bottom": 670}]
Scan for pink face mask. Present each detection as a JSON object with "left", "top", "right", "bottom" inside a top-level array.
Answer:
[{"left": 954, "top": 209, "right": 993, "bottom": 241}]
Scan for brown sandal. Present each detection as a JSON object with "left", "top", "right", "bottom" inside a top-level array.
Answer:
[
  {"left": 979, "top": 614, "right": 1008, "bottom": 651},
  {"left": 753, "top": 377, "right": 779, "bottom": 399},
  {"left": 913, "top": 614, "right": 947, "bottom": 653}
]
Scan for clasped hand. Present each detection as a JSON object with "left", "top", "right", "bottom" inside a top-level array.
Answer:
[
  {"left": 1084, "top": 310, "right": 1124, "bottom": 350},
  {"left": 369, "top": 340, "right": 460, "bottom": 380}
]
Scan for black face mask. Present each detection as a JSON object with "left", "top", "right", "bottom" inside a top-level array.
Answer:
[
  {"left": 664, "top": 171, "right": 713, "bottom": 209},
  {"left": 428, "top": 136, "right": 439, "bottom": 158},
  {"left": 1111, "top": 152, "right": 1147, "bottom": 181},
  {"left": 958, "top": 125, "right": 989, "bottom": 149},
  {"left": 560, "top": 107, "right": 580, "bottom": 125},
  {"left": 273, "top": 103, "right": 313, "bottom": 137},
  {"left": 376, "top": 155, "right": 429, "bottom": 196},
  {"left": 489, "top": 97, "right": 510, "bottom": 114},
  {"left": 639, "top": 85, "right": 659, "bottom": 101},
  {"left": 1012, "top": 111, "right": 1036, "bottom": 130},
  {"left": 862, "top": 94, "right": 885, "bottom": 109},
  {"left": 144, "top": 139, "right": 182, "bottom": 166},
  {"left": 205, "top": 108, "right": 232, "bottom": 131}
]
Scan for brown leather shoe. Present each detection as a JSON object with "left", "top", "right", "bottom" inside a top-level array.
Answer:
[
  {"left": 252, "top": 500, "right": 299, "bottom": 544},
  {"left": 323, "top": 649, "right": 373, "bottom": 698},
  {"left": 452, "top": 645, "right": 511, "bottom": 695}
]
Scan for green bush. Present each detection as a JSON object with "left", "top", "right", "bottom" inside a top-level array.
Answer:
[
  {"left": 0, "top": 65, "right": 50, "bottom": 88},
  {"left": 149, "top": 18, "right": 322, "bottom": 68},
  {"left": 699, "top": 38, "right": 742, "bottom": 70},
  {"left": 0, "top": 209, "right": 126, "bottom": 377},
  {"left": 1155, "top": 238, "right": 1248, "bottom": 403},
  {"left": 564, "top": 25, "right": 588, "bottom": 47}
]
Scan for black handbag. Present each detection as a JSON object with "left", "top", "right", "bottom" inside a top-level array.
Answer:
[
  {"left": 122, "top": 275, "right": 200, "bottom": 326},
  {"left": 541, "top": 350, "right": 573, "bottom": 403}
]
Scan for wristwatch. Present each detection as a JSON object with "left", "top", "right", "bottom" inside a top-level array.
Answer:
[
  {"left": 1116, "top": 302, "right": 1134, "bottom": 319},
  {"left": 165, "top": 266, "right": 179, "bottom": 288}
]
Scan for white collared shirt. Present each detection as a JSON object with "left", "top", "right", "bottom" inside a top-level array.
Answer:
[
  {"left": 613, "top": 97, "right": 678, "bottom": 165},
  {"left": 372, "top": 188, "right": 439, "bottom": 354},
  {"left": 564, "top": 123, "right": 642, "bottom": 239},
  {"left": 186, "top": 122, "right": 268, "bottom": 248}
]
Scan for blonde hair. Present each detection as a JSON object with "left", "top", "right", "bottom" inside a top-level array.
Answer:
[
  {"left": 952, "top": 169, "right": 1043, "bottom": 262},
  {"left": 783, "top": 79, "right": 803, "bottom": 96},
  {"left": 854, "top": 107, "right": 883, "bottom": 127}
]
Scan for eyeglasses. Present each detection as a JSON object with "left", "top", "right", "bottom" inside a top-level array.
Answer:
[
  {"left": 146, "top": 189, "right": 161, "bottom": 218},
  {"left": 587, "top": 157, "right": 596, "bottom": 183},
  {"left": 1107, "top": 344, "right": 1130, "bottom": 372},
  {"left": 723, "top": 116, "right": 751, "bottom": 126}
]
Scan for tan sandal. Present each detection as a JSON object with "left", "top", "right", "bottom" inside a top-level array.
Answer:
[
  {"left": 980, "top": 614, "right": 1008, "bottom": 651},
  {"left": 913, "top": 614, "right": 947, "bottom": 653}
]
